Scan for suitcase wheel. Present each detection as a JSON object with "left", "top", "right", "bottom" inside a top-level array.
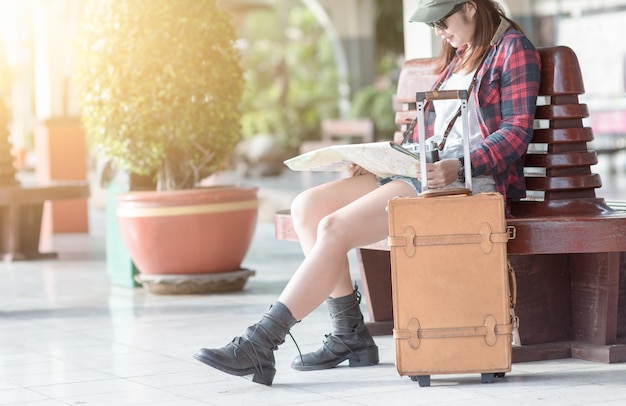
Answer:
[
  {"left": 495, "top": 372, "right": 506, "bottom": 378},
  {"left": 481, "top": 373, "right": 495, "bottom": 384},
  {"left": 410, "top": 375, "right": 431, "bottom": 387}
]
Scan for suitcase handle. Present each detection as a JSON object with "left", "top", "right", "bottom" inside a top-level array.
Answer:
[
  {"left": 421, "top": 187, "right": 471, "bottom": 198},
  {"left": 416, "top": 89, "right": 468, "bottom": 102},
  {"left": 415, "top": 90, "right": 472, "bottom": 194}
]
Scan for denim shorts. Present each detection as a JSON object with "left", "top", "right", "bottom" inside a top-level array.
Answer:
[
  {"left": 377, "top": 175, "right": 496, "bottom": 196},
  {"left": 376, "top": 175, "right": 422, "bottom": 195}
]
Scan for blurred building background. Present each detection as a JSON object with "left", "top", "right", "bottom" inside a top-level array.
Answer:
[{"left": 0, "top": 0, "right": 625, "bottom": 174}]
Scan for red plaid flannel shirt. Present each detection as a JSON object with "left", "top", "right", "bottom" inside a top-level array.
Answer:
[{"left": 409, "top": 29, "right": 541, "bottom": 205}]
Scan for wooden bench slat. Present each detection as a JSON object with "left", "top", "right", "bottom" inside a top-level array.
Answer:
[
  {"left": 0, "top": 183, "right": 90, "bottom": 204},
  {"left": 524, "top": 151, "right": 598, "bottom": 167},
  {"left": 535, "top": 104, "right": 589, "bottom": 120},
  {"left": 532, "top": 127, "right": 594, "bottom": 143},
  {"left": 395, "top": 111, "right": 417, "bottom": 125},
  {"left": 525, "top": 173, "right": 603, "bottom": 190}
]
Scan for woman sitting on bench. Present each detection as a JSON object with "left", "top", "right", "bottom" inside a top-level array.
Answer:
[{"left": 194, "top": 0, "right": 541, "bottom": 386}]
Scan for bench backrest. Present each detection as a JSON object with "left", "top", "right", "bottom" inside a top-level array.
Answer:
[
  {"left": 394, "top": 46, "right": 608, "bottom": 217},
  {"left": 393, "top": 58, "right": 438, "bottom": 143},
  {"left": 321, "top": 118, "right": 375, "bottom": 144}
]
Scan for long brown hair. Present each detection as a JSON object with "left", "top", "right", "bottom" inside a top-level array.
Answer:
[{"left": 436, "top": 0, "right": 525, "bottom": 73}]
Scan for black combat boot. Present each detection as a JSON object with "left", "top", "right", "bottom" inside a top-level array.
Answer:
[
  {"left": 291, "top": 287, "right": 379, "bottom": 371},
  {"left": 194, "top": 301, "right": 297, "bottom": 386}
]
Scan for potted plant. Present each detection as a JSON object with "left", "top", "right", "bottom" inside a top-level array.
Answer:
[{"left": 74, "top": 0, "right": 256, "bottom": 293}]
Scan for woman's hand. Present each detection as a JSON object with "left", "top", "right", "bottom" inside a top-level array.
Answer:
[
  {"left": 416, "top": 158, "right": 461, "bottom": 188},
  {"left": 346, "top": 163, "right": 370, "bottom": 177}
]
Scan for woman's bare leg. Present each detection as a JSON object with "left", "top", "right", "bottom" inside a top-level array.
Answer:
[
  {"left": 290, "top": 174, "right": 378, "bottom": 301},
  {"left": 280, "top": 177, "right": 416, "bottom": 320},
  {"left": 194, "top": 176, "right": 417, "bottom": 382},
  {"left": 290, "top": 174, "right": 378, "bottom": 254}
]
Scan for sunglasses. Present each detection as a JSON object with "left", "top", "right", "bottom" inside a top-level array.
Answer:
[{"left": 427, "top": 2, "right": 466, "bottom": 30}]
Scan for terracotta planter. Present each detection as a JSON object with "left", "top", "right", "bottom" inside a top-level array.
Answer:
[{"left": 115, "top": 185, "right": 258, "bottom": 292}]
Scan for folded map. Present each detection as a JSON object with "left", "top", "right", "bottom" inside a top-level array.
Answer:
[{"left": 284, "top": 141, "right": 421, "bottom": 178}]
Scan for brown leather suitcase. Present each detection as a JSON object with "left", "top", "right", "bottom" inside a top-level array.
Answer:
[
  {"left": 387, "top": 192, "right": 516, "bottom": 386},
  {"left": 386, "top": 88, "right": 516, "bottom": 386}
]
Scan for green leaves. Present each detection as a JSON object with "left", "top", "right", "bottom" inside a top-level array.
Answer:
[
  {"left": 75, "top": 0, "right": 243, "bottom": 190},
  {"left": 238, "top": 4, "right": 340, "bottom": 149}
]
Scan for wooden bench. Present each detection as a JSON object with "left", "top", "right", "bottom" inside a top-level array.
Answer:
[
  {"left": 298, "top": 118, "right": 375, "bottom": 187},
  {"left": 299, "top": 118, "right": 375, "bottom": 154},
  {"left": 0, "top": 184, "right": 90, "bottom": 261},
  {"left": 0, "top": 102, "right": 90, "bottom": 261},
  {"left": 275, "top": 46, "right": 626, "bottom": 364}
]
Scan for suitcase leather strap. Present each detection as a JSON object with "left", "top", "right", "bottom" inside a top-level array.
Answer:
[
  {"left": 388, "top": 223, "right": 511, "bottom": 255},
  {"left": 393, "top": 315, "right": 513, "bottom": 350}
]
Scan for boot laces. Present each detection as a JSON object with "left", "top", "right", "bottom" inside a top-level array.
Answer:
[
  {"left": 320, "top": 283, "right": 367, "bottom": 359},
  {"left": 263, "top": 313, "right": 304, "bottom": 360},
  {"left": 229, "top": 335, "right": 266, "bottom": 379},
  {"left": 289, "top": 331, "right": 304, "bottom": 367},
  {"left": 236, "top": 313, "right": 305, "bottom": 375},
  {"left": 321, "top": 333, "right": 362, "bottom": 360},
  {"left": 329, "top": 283, "right": 363, "bottom": 334}
]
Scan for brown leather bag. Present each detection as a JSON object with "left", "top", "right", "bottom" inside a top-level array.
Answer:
[{"left": 387, "top": 192, "right": 516, "bottom": 386}]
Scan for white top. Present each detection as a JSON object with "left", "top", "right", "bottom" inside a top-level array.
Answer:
[
  {"left": 432, "top": 69, "right": 496, "bottom": 192},
  {"left": 431, "top": 69, "right": 479, "bottom": 159}
]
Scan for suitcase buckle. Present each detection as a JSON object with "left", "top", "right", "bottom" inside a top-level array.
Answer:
[{"left": 506, "top": 226, "right": 516, "bottom": 240}]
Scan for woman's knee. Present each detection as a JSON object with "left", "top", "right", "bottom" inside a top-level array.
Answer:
[
  {"left": 316, "top": 214, "right": 352, "bottom": 251},
  {"left": 291, "top": 188, "right": 323, "bottom": 235}
]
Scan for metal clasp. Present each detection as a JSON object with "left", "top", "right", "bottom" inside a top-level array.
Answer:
[{"left": 506, "top": 226, "right": 516, "bottom": 240}]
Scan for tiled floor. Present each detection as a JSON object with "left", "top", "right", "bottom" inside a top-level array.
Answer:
[{"left": 2, "top": 156, "right": 626, "bottom": 405}]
